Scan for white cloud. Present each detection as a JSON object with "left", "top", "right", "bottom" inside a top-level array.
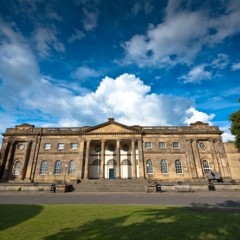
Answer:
[
  {"left": 211, "top": 53, "right": 229, "bottom": 69},
  {"left": 82, "top": 8, "right": 99, "bottom": 31},
  {"left": 33, "top": 26, "right": 65, "bottom": 57},
  {"left": 231, "top": 62, "right": 240, "bottom": 71},
  {"left": 123, "top": 0, "right": 240, "bottom": 67},
  {"left": 72, "top": 66, "right": 101, "bottom": 80},
  {"left": 179, "top": 65, "right": 212, "bottom": 84},
  {"left": 184, "top": 107, "right": 215, "bottom": 125},
  {"left": 68, "top": 29, "right": 86, "bottom": 43}
]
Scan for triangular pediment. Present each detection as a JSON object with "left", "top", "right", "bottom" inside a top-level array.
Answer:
[{"left": 83, "top": 118, "right": 141, "bottom": 134}]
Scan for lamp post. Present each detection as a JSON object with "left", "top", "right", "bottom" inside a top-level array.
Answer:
[{"left": 64, "top": 164, "right": 68, "bottom": 184}]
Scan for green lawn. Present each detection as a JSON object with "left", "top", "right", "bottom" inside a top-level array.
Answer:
[{"left": 0, "top": 204, "right": 240, "bottom": 240}]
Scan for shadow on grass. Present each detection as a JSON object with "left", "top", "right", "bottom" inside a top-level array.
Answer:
[
  {"left": 44, "top": 204, "right": 240, "bottom": 240},
  {"left": 0, "top": 204, "right": 42, "bottom": 231},
  {"left": 191, "top": 200, "right": 240, "bottom": 208}
]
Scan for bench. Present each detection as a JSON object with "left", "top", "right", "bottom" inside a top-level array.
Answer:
[{"left": 175, "top": 185, "right": 192, "bottom": 192}]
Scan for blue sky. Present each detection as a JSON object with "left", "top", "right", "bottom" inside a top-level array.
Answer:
[{"left": 0, "top": 0, "right": 240, "bottom": 142}]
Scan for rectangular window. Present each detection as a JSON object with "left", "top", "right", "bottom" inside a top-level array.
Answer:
[
  {"left": 44, "top": 143, "right": 51, "bottom": 150},
  {"left": 173, "top": 142, "right": 180, "bottom": 149},
  {"left": 57, "top": 143, "right": 64, "bottom": 150},
  {"left": 71, "top": 143, "right": 78, "bottom": 150},
  {"left": 159, "top": 142, "right": 166, "bottom": 149},
  {"left": 145, "top": 142, "right": 152, "bottom": 149}
]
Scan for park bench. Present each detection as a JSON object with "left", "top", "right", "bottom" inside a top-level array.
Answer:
[{"left": 175, "top": 185, "right": 192, "bottom": 192}]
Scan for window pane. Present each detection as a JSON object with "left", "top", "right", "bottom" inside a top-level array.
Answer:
[
  {"left": 54, "top": 160, "right": 62, "bottom": 175},
  {"left": 13, "top": 161, "right": 21, "bottom": 176},
  {"left": 71, "top": 143, "right": 78, "bottom": 149},
  {"left": 159, "top": 142, "right": 166, "bottom": 148},
  {"left": 146, "top": 160, "right": 153, "bottom": 173},
  {"left": 145, "top": 142, "right": 152, "bottom": 148},
  {"left": 175, "top": 160, "right": 183, "bottom": 174},
  {"left": 203, "top": 160, "right": 210, "bottom": 173},
  {"left": 40, "top": 160, "right": 48, "bottom": 175},
  {"left": 161, "top": 160, "right": 168, "bottom": 174},
  {"left": 58, "top": 143, "right": 64, "bottom": 150},
  {"left": 68, "top": 160, "right": 75, "bottom": 174},
  {"left": 173, "top": 142, "right": 180, "bottom": 148},
  {"left": 44, "top": 143, "right": 51, "bottom": 150}
]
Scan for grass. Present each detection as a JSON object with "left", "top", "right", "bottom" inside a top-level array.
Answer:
[{"left": 0, "top": 204, "right": 240, "bottom": 240}]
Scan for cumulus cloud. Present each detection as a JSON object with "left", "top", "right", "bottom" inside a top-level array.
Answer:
[
  {"left": 68, "top": 29, "right": 86, "bottom": 43},
  {"left": 179, "top": 65, "right": 212, "bottom": 84},
  {"left": 72, "top": 66, "right": 101, "bottom": 80},
  {"left": 184, "top": 107, "right": 215, "bottom": 125},
  {"left": 123, "top": 0, "right": 240, "bottom": 67}
]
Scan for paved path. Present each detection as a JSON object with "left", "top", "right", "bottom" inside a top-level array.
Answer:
[{"left": 0, "top": 191, "right": 240, "bottom": 208}]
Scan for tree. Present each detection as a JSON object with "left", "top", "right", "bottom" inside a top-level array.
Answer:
[{"left": 229, "top": 99, "right": 240, "bottom": 150}]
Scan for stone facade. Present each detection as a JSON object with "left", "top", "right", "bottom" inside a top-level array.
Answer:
[{"left": 0, "top": 118, "right": 239, "bottom": 183}]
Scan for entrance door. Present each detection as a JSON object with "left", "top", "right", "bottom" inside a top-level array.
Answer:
[{"left": 109, "top": 168, "right": 115, "bottom": 179}]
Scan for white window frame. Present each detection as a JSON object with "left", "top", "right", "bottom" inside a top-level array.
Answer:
[
  {"left": 44, "top": 143, "right": 51, "bottom": 150},
  {"left": 146, "top": 159, "right": 153, "bottom": 174},
  {"left": 160, "top": 159, "right": 168, "bottom": 174},
  {"left": 175, "top": 160, "right": 183, "bottom": 174},
  {"left": 71, "top": 143, "right": 78, "bottom": 150},
  {"left": 13, "top": 161, "right": 21, "bottom": 176},
  {"left": 57, "top": 143, "right": 64, "bottom": 150},
  {"left": 40, "top": 160, "right": 48, "bottom": 175},
  {"left": 54, "top": 160, "right": 62, "bottom": 175},
  {"left": 202, "top": 160, "right": 211, "bottom": 173},
  {"left": 68, "top": 160, "right": 75, "bottom": 174},
  {"left": 145, "top": 142, "right": 152, "bottom": 149},
  {"left": 159, "top": 142, "right": 166, "bottom": 149},
  {"left": 173, "top": 142, "right": 180, "bottom": 149}
]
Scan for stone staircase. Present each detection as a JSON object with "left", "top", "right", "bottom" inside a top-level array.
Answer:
[{"left": 72, "top": 179, "right": 148, "bottom": 193}]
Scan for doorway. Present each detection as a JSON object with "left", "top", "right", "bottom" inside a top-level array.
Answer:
[{"left": 109, "top": 168, "right": 115, "bottom": 179}]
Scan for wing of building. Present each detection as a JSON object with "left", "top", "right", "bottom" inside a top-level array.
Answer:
[{"left": 0, "top": 118, "right": 239, "bottom": 183}]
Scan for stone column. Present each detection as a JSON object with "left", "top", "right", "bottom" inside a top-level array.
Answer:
[
  {"left": 25, "top": 139, "right": 37, "bottom": 181},
  {"left": 4, "top": 141, "right": 16, "bottom": 180},
  {"left": 209, "top": 139, "right": 220, "bottom": 172},
  {"left": 78, "top": 140, "right": 85, "bottom": 180},
  {"left": 84, "top": 140, "right": 90, "bottom": 179},
  {"left": 131, "top": 140, "right": 136, "bottom": 178},
  {"left": 0, "top": 140, "right": 11, "bottom": 179},
  {"left": 186, "top": 140, "right": 198, "bottom": 179},
  {"left": 138, "top": 139, "right": 144, "bottom": 178},
  {"left": 21, "top": 141, "right": 32, "bottom": 180},
  {"left": 191, "top": 140, "right": 204, "bottom": 178},
  {"left": 215, "top": 140, "right": 231, "bottom": 178},
  {"left": 116, "top": 140, "right": 121, "bottom": 178},
  {"left": 100, "top": 140, "right": 106, "bottom": 178}
]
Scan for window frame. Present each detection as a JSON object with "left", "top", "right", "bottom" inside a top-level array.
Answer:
[
  {"left": 71, "top": 143, "right": 78, "bottom": 150},
  {"left": 159, "top": 142, "right": 166, "bottom": 149},
  {"left": 40, "top": 160, "right": 48, "bottom": 175},
  {"left": 54, "top": 160, "right": 62, "bottom": 175},
  {"left": 146, "top": 159, "right": 154, "bottom": 174},
  {"left": 44, "top": 143, "right": 51, "bottom": 150},
  {"left": 57, "top": 143, "right": 64, "bottom": 150},
  {"left": 173, "top": 142, "right": 180, "bottom": 149},
  {"left": 68, "top": 160, "right": 75, "bottom": 174},
  {"left": 13, "top": 161, "right": 21, "bottom": 176},
  {"left": 202, "top": 160, "right": 211, "bottom": 173},
  {"left": 145, "top": 142, "right": 152, "bottom": 149},
  {"left": 160, "top": 159, "right": 168, "bottom": 174},
  {"left": 175, "top": 160, "right": 183, "bottom": 174}
]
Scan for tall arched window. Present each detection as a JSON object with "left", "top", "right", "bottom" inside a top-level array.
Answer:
[
  {"left": 203, "top": 160, "right": 210, "bottom": 173},
  {"left": 160, "top": 160, "right": 168, "bottom": 174},
  {"left": 54, "top": 160, "right": 62, "bottom": 175},
  {"left": 40, "top": 160, "right": 48, "bottom": 175},
  {"left": 13, "top": 161, "right": 21, "bottom": 176},
  {"left": 175, "top": 160, "right": 183, "bottom": 174},
  {"left": 146, "top": 160, "right": 153, "bottom": 174},
  {"left": 68, "top": 160, "right": 75, "bottom": 174}
]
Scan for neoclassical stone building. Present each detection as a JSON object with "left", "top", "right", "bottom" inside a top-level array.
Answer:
[{"left": 0, "top": 118, "right": 239, "bottom": 183}]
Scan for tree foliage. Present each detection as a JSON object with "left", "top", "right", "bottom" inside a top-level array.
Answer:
[{"left": 229, "top": 99, "right": 240, "bottom": 150}]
